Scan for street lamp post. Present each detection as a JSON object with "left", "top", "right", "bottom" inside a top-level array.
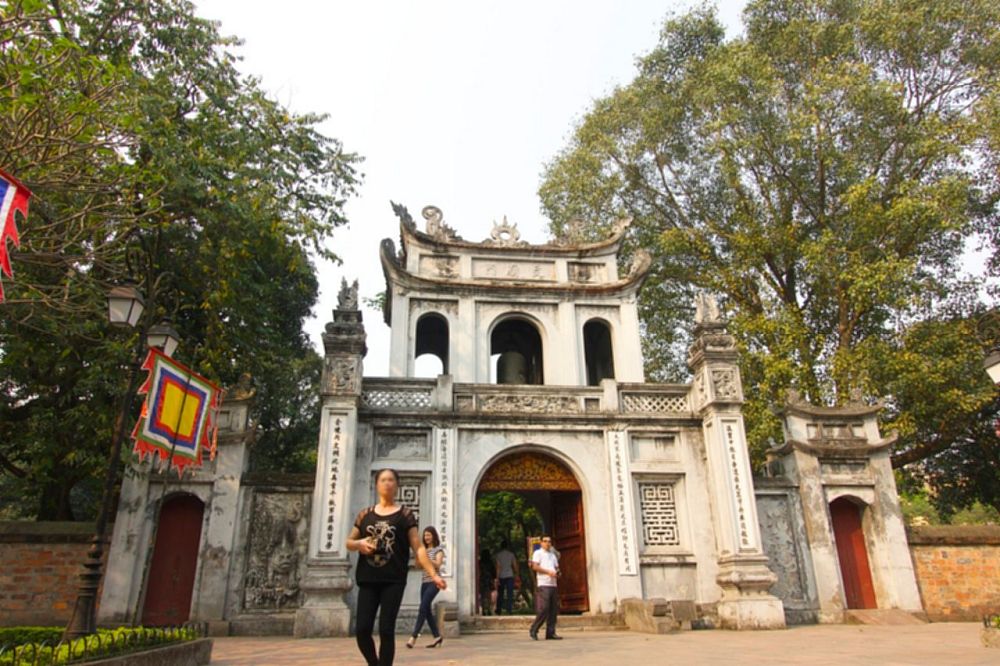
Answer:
[{"left": 64, "top": 287, "right": 180, "bottom": 638}]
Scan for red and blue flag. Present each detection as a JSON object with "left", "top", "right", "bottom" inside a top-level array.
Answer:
[
  {"left": 133, "top": 348, "right": 222, "bottom": 477},
  {"left": 0, "top": 168, "right": 32, "bottom": 303}
]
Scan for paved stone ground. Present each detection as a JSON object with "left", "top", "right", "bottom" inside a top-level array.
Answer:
[{"left": 211, "top": 622, "right": 994, "bottom": 665}]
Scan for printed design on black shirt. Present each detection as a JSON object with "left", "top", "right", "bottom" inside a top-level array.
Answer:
[{"left": 365, "top": 519, "right": 395, "bottom": 568}]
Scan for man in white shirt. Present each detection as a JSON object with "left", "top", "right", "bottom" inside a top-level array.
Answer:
[{"left": 529, "top": 535, "right": 561, "bottom": 640}]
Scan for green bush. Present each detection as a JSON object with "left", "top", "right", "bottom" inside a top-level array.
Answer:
[
  {"left": 0, "top": 627, "right": 62, "bottom": 648},
  {"left": 0, "top": 626, "right": 197, "bottom": 665}
]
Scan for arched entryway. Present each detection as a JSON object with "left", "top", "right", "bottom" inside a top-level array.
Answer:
[
  {"left": 141, "top": 493, "right": 205, "bottom": 625},
  {"left": 829, "top": 496, "right": 877, "bottom": 610},
  {"left": 475, "top": 450, "right": 588, "bottom": 614}
]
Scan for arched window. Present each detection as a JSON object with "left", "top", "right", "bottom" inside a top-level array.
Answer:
[
  {"left": 491, "top": 317, "right": 544, "bottom": 385},
  {"left": 583, "top": 319, "right": 615, "bottom": 386},
  {"left": 414, "top": 313, "right": 449, "bottom": 377}
]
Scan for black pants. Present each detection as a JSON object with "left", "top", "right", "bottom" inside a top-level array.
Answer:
[
  {"left": 356, "top": 581, "right": 407, "bottom": 666},
  {"left": 530, "top": 586, "right": 559, "bottom": 638},
  {"left": 411, "top": 581, "right": 441, "bottom": 638},
  {"left": 496, "top": 576, "right": 515, "bottom": 614}
]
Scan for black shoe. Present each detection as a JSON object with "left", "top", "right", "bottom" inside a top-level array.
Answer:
[
  {"left": 529, "top": 631, "right": 538, "bottom": 640},
  {"left": 546, "top": 635, "right": 563, "bottom": 640}
]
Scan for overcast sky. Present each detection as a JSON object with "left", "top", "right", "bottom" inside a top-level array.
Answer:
[{"left": 194, "top": 0, "right": 748, "bottom": 375}]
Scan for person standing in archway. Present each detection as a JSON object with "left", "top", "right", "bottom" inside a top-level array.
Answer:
[
  {"left": 494, "top": 540, "right": 518, "bottom": 615},
  {"left": 529, "top": 535, "right": 561, "bottom": 641},
  {"left": 347, "top": 469, "right": 446, "bottom": 666}
]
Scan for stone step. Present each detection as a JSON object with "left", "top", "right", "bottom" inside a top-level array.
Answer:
[
  {"left": 460, "top": 613, "right": 628, "bottom": 634},
  {"left": 844, "top": 609, "right": 927, "bottom": 626}
]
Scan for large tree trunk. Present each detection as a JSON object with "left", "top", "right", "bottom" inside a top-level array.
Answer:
[{"left": 36, "top": 475, "right": 77, "bottom": 521}]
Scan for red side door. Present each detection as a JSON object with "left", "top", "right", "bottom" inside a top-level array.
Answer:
[
  {"left": 830, "top": 497, "right": 877, "bottom": 609},
  {"left": 141, "top": 494, "right": 205, "bottom": 625},
  {"left": 551, "top": 491, "right": 589, "bottom": 613}
]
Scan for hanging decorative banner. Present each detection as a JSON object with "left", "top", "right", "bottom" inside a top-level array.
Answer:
[
  {"left": 132, "top": 347, "right": 221, "bottom": 477},
  {"left": 0, "top": 168, "right": 32, "bottom": 303}
]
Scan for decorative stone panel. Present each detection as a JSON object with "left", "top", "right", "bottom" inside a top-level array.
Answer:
[
  {"left": 374, "top": 430, "right": 431, "bottom": 461},
  {"left": 241, "top": 491, "right": 311, "bottom": 612},
  {"left": 361, "top": 387, "right": 433, "bottom": 410},
  {"left": 621, "top": 392, "right": 689, "bottom": 414},
  {"left": 638, "top": 481, "right": 681, "bottom": 547},
  {"left": 754, "top": 489, "right": 816, "bottom": 622}
]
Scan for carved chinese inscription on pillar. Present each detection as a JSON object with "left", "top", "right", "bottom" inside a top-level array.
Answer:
[
  {"left": 437, "top": 430, "right": 452, "bottom": 571},
  {"left": 323, "top": 416, "right": 343, "bottom": 551},
  {"left": 609, "top": 432, "right": 638, "bottom": 575},
  {"left": 638, "top": 482, "right": 680, "bottom": 547},
  {"left": 724, "top": 422, "right": 752, "bottom": 549}
]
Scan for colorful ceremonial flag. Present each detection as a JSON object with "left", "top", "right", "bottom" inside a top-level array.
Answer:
[
  {"left": 133, "top": 348, "right": 221, "bottom": 477},
  {"left": 0, "top": 168, "right": 32, "bottom": 303}
]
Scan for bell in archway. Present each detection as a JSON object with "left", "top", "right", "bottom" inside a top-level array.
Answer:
[{"left": 497, "top": 351, "right": 528, "bottom": 384}]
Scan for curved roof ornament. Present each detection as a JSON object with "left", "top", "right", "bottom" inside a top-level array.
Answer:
[{"left": 421, "top": 205, "right": 461, "bottom": 242}]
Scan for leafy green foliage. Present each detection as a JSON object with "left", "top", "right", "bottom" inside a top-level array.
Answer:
[
  {"left": 539, "top": 0, "right": 1000, "bottom": 495},
  {"left": 0, "top": 0, "right": 360, "bottom": 518},
  {"left": 476, "top": 492, "right": 543, "bottom": 612},
  {"left": 0, "top": 625, "right": 197, "bottom": 665}
]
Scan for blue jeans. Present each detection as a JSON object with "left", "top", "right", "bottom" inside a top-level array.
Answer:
[
  {"left": 411, "top": 581, "right": 441, "bottom": 638},
  {"left": 495, "top": 577, "right": 515, "bottom": 614}
]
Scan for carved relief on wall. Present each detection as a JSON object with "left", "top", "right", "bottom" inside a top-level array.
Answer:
[
  {"left": 710, "top": 368, "right": 741, "bottom": 401},
  {"left": 322, "top": 356, "right": 359, "bottom": 394},
  {"left": 242, "top": 492, "right": 310, "bottom": 612},
  {"left": 374, "top": 431, "right": 431, "bottom": 460},
  {"left": 568, "top": 262, "right": 607, "bottom": 283},
  {"left": 418, "top": 254, "right": 459, "bottom": 279},
  {"left": 477, "top": 394, "right": 580, "bottom": 414},
  {"left": 409, "top": 297, "right": 458, "bottom": 316},
  {"left": 693, "top": 371, "right": 707, "bottom": 409},
  {"left": 479, "top": 451, "right": 580, "bottom": 491},
  {"left": 756, "top": 494, "right": 809, "bottom": 605}
]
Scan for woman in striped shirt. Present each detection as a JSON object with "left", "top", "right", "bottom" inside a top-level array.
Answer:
[{"left": 407, "top": 526, "right": 446, "bottom": 649}]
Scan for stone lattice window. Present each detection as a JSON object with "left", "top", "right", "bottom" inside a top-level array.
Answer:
[
  {"left": 398, "top": 480, "right": 421, "bottom": 524},
  {"left": 638, "top": 481, "right": 680, "bottom": 547}
]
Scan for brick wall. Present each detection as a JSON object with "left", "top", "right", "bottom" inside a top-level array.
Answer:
[
  {"left": 0, "top": 522, "right": 106, "bottom": 627},
  {"left": 908, "top": 525, "right": 1000, "bottom": 622}
]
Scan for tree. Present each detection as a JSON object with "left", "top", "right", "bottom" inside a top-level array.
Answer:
[
  {"left": 539, "top": 0, "right": 1000, "bottom": 476},
  {"left": 0, "top": 0, "right": 360, "bottom": 519}
]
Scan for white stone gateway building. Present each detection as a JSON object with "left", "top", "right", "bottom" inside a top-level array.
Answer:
[{"left": 98, "top": 205, "right": 925, "bottom": 635}]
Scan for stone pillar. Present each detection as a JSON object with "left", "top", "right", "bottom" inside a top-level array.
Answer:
[
  {"left": 687, "top": 295, "right": 786, "bottom": 629},
  {"left": 190, "top": 390, "right": 252, "bottom": 627},
  {"left": 294, "top": 280, "right": 366, "bottom": 637}
]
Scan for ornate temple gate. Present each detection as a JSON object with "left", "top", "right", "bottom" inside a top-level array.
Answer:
[{"left": 477, "top": 450, "right": 589, "bottom": 613}]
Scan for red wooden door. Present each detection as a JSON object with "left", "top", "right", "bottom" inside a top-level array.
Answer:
[
  {"left": 551, "top": 491, "right": 588, "bottom": 613},
  {"left": 141, "top": 494, "right": 205, "bottom": 625},
  {"left": 830, "top": 497, "right": 877, "bottom": 609}
]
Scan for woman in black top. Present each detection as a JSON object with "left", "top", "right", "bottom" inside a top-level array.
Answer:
[{"left": 347, "top": 468, "right": 446, "bottom": 666}]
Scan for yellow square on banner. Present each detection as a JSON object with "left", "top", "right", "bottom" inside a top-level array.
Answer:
[{"left": 161, "top": 382, "right": 200, "bottom": 439}]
